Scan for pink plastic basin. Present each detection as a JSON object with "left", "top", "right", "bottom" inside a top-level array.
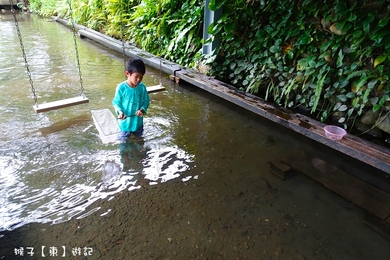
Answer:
[{"left": 324, "top": 125, "right": 347, "bottom": 141}]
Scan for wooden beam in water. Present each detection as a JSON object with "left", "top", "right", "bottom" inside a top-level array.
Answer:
[
  {"left": 169, "top": 75, "right": 180, "bottom": 83},
  {"left": 33, "top": 96, "right": 89, "bottom": 113}
]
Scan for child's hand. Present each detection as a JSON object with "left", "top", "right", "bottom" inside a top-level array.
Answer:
[
  {"left": 118, "top": 111, "right": 126, "bottom": 119},
  {"left": 135, "top": 109, "right": 144, "bottom": 117}
]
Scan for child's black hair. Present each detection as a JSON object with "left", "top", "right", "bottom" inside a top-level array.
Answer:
[{"left": 126, "top": 58, "right": 146, "bottom": 75}]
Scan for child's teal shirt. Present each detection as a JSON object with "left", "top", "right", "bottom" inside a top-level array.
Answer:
[{"left": 112, "top": 81, "right": 150, "bottom": 132}]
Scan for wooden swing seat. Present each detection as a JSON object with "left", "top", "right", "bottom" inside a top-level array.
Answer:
[
  {"left": 33, "top": 95, "right": 89, "bottom": 113},
  {"left": 33, "top": 85, "right": 162, "bottom": 113},
  {"left": 147, "top": 84, "right": 165, "bottom": 93}
]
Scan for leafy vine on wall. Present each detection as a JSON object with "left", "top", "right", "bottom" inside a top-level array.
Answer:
[{"left": 207, "top": 0, "right": 390, "bottom": 138}]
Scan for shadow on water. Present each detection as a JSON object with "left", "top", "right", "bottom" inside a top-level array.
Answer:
[
  {"left": 1, "top": 12, "right": 390, "bottom": 260},
  {"left": 38, "top": 114, "right": 91, "bottom": 136}
]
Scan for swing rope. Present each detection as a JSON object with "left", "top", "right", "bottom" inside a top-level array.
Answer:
[{"left": 9, "top": 0, "right": 38, "bottom": 106}]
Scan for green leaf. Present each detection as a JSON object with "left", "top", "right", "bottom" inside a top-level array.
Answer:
[
  {"left": 255, "top": 29, "right": 265, "bottom": 38},
  {"left": 339, "top": 80, "right": 349, "bottom": 88},
  {"left": 207, "top": 22, "right": 219, "bottom": 34},
  {"left": 367, "top": 79, "right": 378, "bottom": 89},
  {"left": 296, "top": 33, "right": 312, "bottom": 45},
  {"left": 334, "top": 102, "right": 341, "bottom": 111},
  {"left": 362, "top": 88, "right": 371, "bottom": 103},
  {"left": 275, "top": 39, "right": 282, "bottom": 46},
  {"left": 209, "top": 0, "right": 226, "bottom": 11},
  {"left": 291, "top": 28, "right": 300, "bottom": 37},
  {"left": 377, "top": 65, "right": 384, "bottom": 75},
  {"left": 337, "top": 94, "right": 347, "bottom": 102},
  {"left": 374, "top": 56, "right": 387, "bottom": 68},
  {"left": 338, "top": 117, "right": 346, "bottom": 123},
  {"left": 341, "top": 23, "right": 352, "bottom": 34},
  {"left": 225, "top": 33, "right": 234, "bottom": 41},
  {"left": 238, "top": 49, "right": 246, "bottom": 57},
  {"left": 176, "top": 26, "right": 191, "bottom": 43},
  {"left": 334, "top": 2, "right": 347, "bottom": 12},
  {"left": 270, "top": 45, "right": 279, "bottom": 53},
  {"left": 352, "top": 97, "right": 360, "bottom": 108},
  {"left": 286, "top": 50, "right": 294, "bottom": 59},
  {"left": 336, "top": 49, "right": 344, "bottom": 68},
  {"left": 353, "top": 30, "right": 363, "bottom": 39},
  {"left": 347, "top": 108, "right": 354, "bottom": 116},
  {"left": 350, "top": 62, "right": 358, "bottom": 70},
  {"left": 310, "top": 73, "right": 327, "bottom": 113},
  {"left": 379, "top": 17, "right": 390, "bottom": 27},
  {"left": 363, "top": 11, "right": 376, "bottom": 33},
  {"left": 345, "top": 12, "right": 357, "bottom": 22},
  {"left": 373, "top": 104, "right": 381, "bottom": 112},
  {"left": 224, "top": 22, "right": 235, "bottom": 32},
  {"left": 338, "top": 105, "right": 348, "bottom": 111},
  {"left": 321, "top": 111, "right": 328, "bottom": 121},
  {"left": 379, "top": 95, "right": 388, "bottom": 105},
  {"left": 370, "top": 97, "right": 379, "bottom": 105},
  {"left": 251, "top": 54, "right": 260, "bottom": 63}
]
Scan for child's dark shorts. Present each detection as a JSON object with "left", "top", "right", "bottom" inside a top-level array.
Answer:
[{"left": 117, "top": 125, "right": 144, "bottom": 142}]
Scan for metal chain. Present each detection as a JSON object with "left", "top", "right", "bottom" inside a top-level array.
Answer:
[
  {"left": 158, "top": 37, "right": 163, "bottom": 85},
  {"left": 68, "top": 0, "right": 85, "bottom": 96},
  {"left": 120, "top": 0, "right": 127, "bottom": 78},
  {"left": 159, "top": 56, "right": 162, "bottom": 85},
  {"left": 9, "top": 0, "right": 38, "bottom": 105}
]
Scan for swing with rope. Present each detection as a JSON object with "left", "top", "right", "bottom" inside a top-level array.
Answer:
[{"left": 9, "top": 0, "right": 89, "bottom": 113}]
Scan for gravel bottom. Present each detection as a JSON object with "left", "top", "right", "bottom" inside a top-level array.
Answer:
[{"left": 1, "top": 162, "right": 390, "bottom": 260}]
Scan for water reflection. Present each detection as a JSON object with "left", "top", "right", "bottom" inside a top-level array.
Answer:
[{"left": 101, "top": 161, "right": 122, "bottom": 187}]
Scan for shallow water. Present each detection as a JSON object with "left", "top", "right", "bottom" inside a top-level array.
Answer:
[
  {"left": 1, "top": 12, "right": 390, "bottom": 260},
  {"left": 0, "top": 12, "right": 194, "bottom": 230}
]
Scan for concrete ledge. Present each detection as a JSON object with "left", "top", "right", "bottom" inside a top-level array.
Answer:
[
  {"left": 0, "top": 0, "right": 17, "bottom": 10},
  {"left": 53, "top": 17, "right": 390, "bottom": 173}
]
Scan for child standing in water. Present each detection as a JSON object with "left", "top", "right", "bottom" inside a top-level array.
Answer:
[{"left": 112, "top": 58, "right": 150, "bottom": 142}]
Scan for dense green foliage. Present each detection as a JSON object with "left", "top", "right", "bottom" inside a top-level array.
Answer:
[
  {"left": 26, "top": 0, "right": 390, "bottom": 132},
  {"left": 28, "top": 0, "right": 204, "bottom": 68},
  {"left": 207, "top": 0, "right": 390, "bottom": 130}
]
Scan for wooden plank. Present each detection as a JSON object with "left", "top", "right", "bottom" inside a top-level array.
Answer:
[
  {"left": 282, "top": 151, "right": 390, "bottom": 220},
  {"left": 33, "top": 96, "right": 89, "bottom": 113},
  {"left": 169, "top": 75, "right": 180, "bottom": 83},
  {"left": 147, "top": 84, "right": 165, "bottom": 93},
  {"left": 268, "top": 161, "right": 292, "bottom": 181}
]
